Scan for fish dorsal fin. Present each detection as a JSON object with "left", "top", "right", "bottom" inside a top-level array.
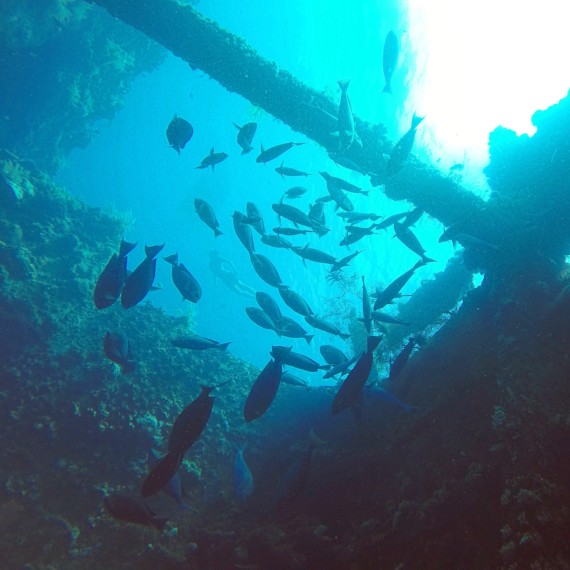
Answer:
[{"left": 210, "top": 147, "right": 215, "bottom": 155}]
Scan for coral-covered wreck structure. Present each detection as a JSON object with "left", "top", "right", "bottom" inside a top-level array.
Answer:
[{"left": 1, "top": 1, "right": 570, "bottom": 568}]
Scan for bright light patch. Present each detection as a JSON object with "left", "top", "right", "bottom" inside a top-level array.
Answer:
[{"left": 402, "top": 0, "right": 570, "bottom": 191}]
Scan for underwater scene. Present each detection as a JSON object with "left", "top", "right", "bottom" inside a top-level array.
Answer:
[{"left": 2, "top": 0, "right": 570, "bottom": 568}]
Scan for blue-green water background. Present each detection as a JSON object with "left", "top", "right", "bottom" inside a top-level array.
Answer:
[{"left": 57, "top": 0, "right": 455, "bottom": 371}]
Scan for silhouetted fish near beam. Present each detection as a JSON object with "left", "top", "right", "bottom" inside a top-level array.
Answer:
[
  {"left": 166, "top": 115, "right": 193, "bottom": 154},
  {"left": 373, "top": 260, "right": 424, "bottom": 310},
  {"left": 275, "top": 162, "right": 311, "bottom": 179},
  {"left": 194, "top": 198, "right": 222, "bottom": 237},
  {"left": 195, "top": 147, "right": 228, "bottom": 171},
  {"left": 103, "top": 330, "right": 135, "bottom": 374},
  {"left": 281, "top": 371, "right": 311, "bottom": 389},
  {"left": 233, "top": 444, "right": 254, "bottom": 501},
  {"left": 322, "top": 353, "right": 359, "bottom": 379},
  {"left": 121, "top": 244, "right": 164, "bottom": 308},
  {"left": 382, "top": 31, "right": 399, "bottom": 94},
  {"left": 279, "top": 316, "right": 313, "bottom": 344},
  {"left": 387, "top": 113, "right": 424, "bottom": 176},
  {"left": 244, "top": 350, "right": 289, "bottom": 422},
  {"left": 402, "top": 207, "right": 423, "bottom": 228},
  {"left": 336, "top": 80, "right": 360, "bottom": 151},
  {"left": 393, "top": 222, "right": 436, "bottom": 264},
  {"left": 389, "top": 336, "right": 421, "bottom": 381},
  {"left": 292, "top": 244, "right": 337, "bottom": 266},
  {"left": 233, "top": 121, "right": 257, "bottom": 154},
  {"left": 163, "top": 252, "right": 202, "bottom": 303},
  {"left": 256, "top": 142, "right": 304, "bottom": 164},
  {"left": 273, "top": 226, "right": 314, "bottom": 236},
  {"left": 319, "top": 172, "right": 354, "bottom": 212},
  {"left": 373, "top": 211, "right": 408, "bottom": 230},
  {"left": 278, "top": 285, "right": 313, "bottom": 317},
  {"left": 104, "top": 493, "right": 167, "bottom": 530},
  {"left": 331, "top": 335, "right": 382, "bottom": 415},
  {"left": 331, "top": 250, "right": 362, "bottom": 272},
  {"left": 271, "top": 345, "right": 327, "bottom": 372},
  {"left": 305, "top": 315, "right": 350, "bottom": 340},
  {"left": 320, "top": 345, "right": 348, "bottom": 367},
  {"left": 148, "top": 449, "right": 186, "bottom": 507},
  {"left": 261, "top": 233, "right": 293, "bottom": 249},
  {"left": 249, "top": 252, "right": 283, "bottom": 287},
  {"left": 94, "top": 239, "right": 137, "bottom": 309},
  {"left": 338, "top": 211, "right": 381, "bottom": 223},
  {"left": 369, "top": 311, "right": 411, "bottom": 326},
  {"left": 142, "top": 383, "right": 224, "bottom": 497},
  {"left": 171, "top": 334, "right": 231, "bottom": 351}
]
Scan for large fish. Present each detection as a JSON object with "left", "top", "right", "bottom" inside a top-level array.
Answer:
[
  {"left": 279, "top": 316, "right": 313, "bottom": 344},
  {"left": 245, "top": 306, "right": 280, "bottom": 333},
  {"left": 278, "top": 285, "right": 313, "bottom": 317},
  {"left": 255, "top": 291, "right": 283, "bottom": 326},
  {"left": 103, "top": 330, "right": 135, "bottom": 374},
  {"left": 256, "top": 142, "right": 304, "bottom": 164},
  {"left": 370, "top": 310, "right": 411, "bottom": 326},
  {"left": 393, "top": 222, "right": 435, "bottom": 264},
  {"left": 271, "top": 345, "right": 327, "bottom": 372},
  {"left": 243, "top": 352, "right": 288, "bottom": 422},
  {"left": 374, "top": 260, "right": 424, "bottom": 310},
  {"left": 319, "top": 172, "right": 354, "bottom": 212},
  {"left": 337, "top": 80, "right": 359, "bottom": 150},
  {"left": 163, "top": 253, "right": 202, "bottom": 303},
  {"left": 233, "top": 445, "right": 254, "bottom": 501},
  {"left": 389, "top": 336, "right": 419, "bottom": 381},
  {"left": 320, "top": 344, "right": 348, "bottom": 367},
  {"left": 195, "top": 147, "right": 228, "bottom": 171},
  {"left": 387, "top": 114, "right": 424, "bottom": 176},
  {"left": 142, "top": 384, "right": 220, "bottom": 497},
  {"left": 194, "top": 198, "right": 222, "bottom": 237},
  {"left": 166, "top": 115, "right": 193, "bottom": 154},
  {"left": 233, "top": 122, "right": 257, "bottom": 154},
  {"left": 275, "top": 163, "right": 310, "bottom": 179},
  {"left": 148, "top": 449, "right": 185, "bottom": 507},
  {"left": 382, "top": 31, "right": 399, "bottom": 94},
  {"left": 104, "top": 493, "right": 167, "bottom": 530},
  {"left": 171, "top": 335, "right": 231, "bottom": 351},
  {"left": 261, "top": 233, "right": 293, "bottom": 249},
  {"left": 121, "top": 244, "right": 164, "bottom": 308},
  {"left": 322, "top": 352, "right": 360, "bottom": 379},
  {"left": 373, "top": 211, "right": 408, "bottom": 230},
  {"left": 331, "top": 335, "right": 382, "bottom": 415},
  {"left": 272, "top": 203, "right": 317, "bottom": 230},
  {"left": 246, "top": 202, "right": 266, "bottom": 236},
  {"left": 305, "top": 315, "right": 350, "bottom": 340},
  {"left": 281, "top": 371, "right": 311, "bottom": 389},
  {"left": 93, "top": 239, "right": 137, "bottom": 309},
  {"left": 232, "top": 211, "right": 255, "bottom": 253},
  {"left": 291, "top": 244, "right": 337, "bottom": 266},
  {"left": 250, "top": 252, "right": 283, "bottom": 287}
]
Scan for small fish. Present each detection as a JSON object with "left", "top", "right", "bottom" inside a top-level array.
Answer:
[
  {"left": 275, "top": 163, "right": 311, "bottom": 178},
  {"left": 278, "top": 316, "right": 313, "bottom": 344},
  {"left": 272, "top": 203, "right": 317, "bottom": 230},
  {"left": 320, "top": 171, "right": 354, "bottom": 212},
  {"left": 148, "top": 449, "right": 185, "bottom": 507},
  {"left": 103, "top": 330, "right": 135, "bottom": 374},
  {"left": 94, "top": 239, "right": 137, "bottom": 309},
  {"left": 256, "top": 142, "right": 304, "bottom": 164},
  {"left": 389, "top": 337, "right": 418, "bottom": 381},
  {"left": 331, "top": 335, "right": 382, "bottom": 415},
  {"left": 308, "top": 201, "right": 326, "bottom": 226},
  {"left": 321, "top": 172, "right": 368, "bottom": 195},
  {"left": 246, "top": 306, "right": 280, "bottom": 333},
  {"left": 142, "top": 384, "right": 222, "bottom": 497},
  {"left": 171, "top": 334, "right": 231, "bottom": 351},
  {"left": 249, "top": 252, "right": 283, "bottom": 287},
  {"left": 271, "top": 345, "right": 327, "bottom": 372},
  {"left": 373, "top": 211, "right": 408, "bottom": 230},
  {"left": 281, "top": 371, "right": 311, "bottom": 389},
  {"left": 104, "top": 493, "right": 167, "bottom": 530},
  {"left": 283, "top": 186, "right": 308, "bottom": 199},
  {"left": 365, "top": 385, "right": 419, "bottom": 413},
  {"left": 166, "top": 115, "right": 193, "bottom": 154},
  {"left": 261, "top": 233, "right": 293, "bottom": 249},
  {"left": 243, "top": 352, "right": 288, "bottom": 422},
  {"left": 233, "top": 122, "right": 257, "bottom": 154},
  {"left": 345, "top": 225, "right": 376, "bottom": 237},
  {"left": 393, "top": 222, "right": 435, "bottom": 264},
  {"left": 337, "top": 80, "right": 359, "bottom": 150},
  {"left": 328, "top": 152, "right": 368, "bottom": 175},
  {"left": 232, "top": 211, "right": 255, "bottom": 253},
  {"left": 322, "top": 353, "right": 359, "bottom": 379},
  {"left": 369, "top": 310, "right": 411, "bottom": 326},
  {"left": 278, "top": 285, "right": 313, "bottom": 317},
  {"left": 233, "top": 445, "right": 254, "bottom": 501},
  {"left": 305, "top": 315, "right": 350, "bottom": 340},
  {"left": 374, "top": 260, "right": 424, "bottom": 310},
  {"left": 163, "top": 252, "right": 202, "bottom": 303},
  {"left": 382, "top": 31, "right": 399, "bottom": 94},
  {"left": 320, "top": 345, "right": 348, "bottom": 367},
  {"left": 387, "top": 114, "right": 424, "bottom": 176},
  {"left": 291, "top": 244, "right": 337, "bottom": 266},
  {"left": 246, "top": 202, "right": 266, "bottom": 236},
  {"left": 339, "top": 232, "right": 370, "bottom": 247},
  {"left": 402, "top": 208, "right": 423, "bottom": 228},
  {"left": 195, "top": 147, "right": 228, "bottom": 171},
  {"left": 338, "top": 211, "right": 381, "bottom": 223},
  {"left": 255, "top": 291, "right": 283, "bottom": 326},
  {"left": 331, "top": 250, "right": 362, "bottom": 272},
  {"left": 194, "top": 198, "right": 222, "bottom": 237},
  {"left": 273, "top": 226, "right": 313, "bottom": 236},
  {"left": 121, "top": 244, "right": 164, "bottom": 308}
]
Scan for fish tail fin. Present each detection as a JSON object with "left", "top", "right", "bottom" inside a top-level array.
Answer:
[
  {"left": 214, "top": 228, "right": 223, "bottom": 238},
  {"left": 421, "top": 255, "right": 437, "bottom": 264},
  {"left": 340, "top": 333, "right": 351, "bottom": 340},
  {"left": 232, "top": 122, "right": 241, "bottom": 130},
  {"left": 241, "top": 147, "right": 252, "bottom": 155},
  {"left": 163, "top": 253, "right": 178, "bottom": 266},
  {"left": 338, "top": 79, "right": 350, "bottom": 92},
  {"left": 367, "top": 335, "right": 383, "bottom": 352},
  {"left": 119, "top": 240, "right": 137, "bottom": 257},
  {"left": 151, "top": 516, "right": 169, "bottom": 531},
  {"left": 382, "top": 82, "right": 392, "bottom": 94},
  {"left": 411, "top": 113, "right": 425, "bottom": 130},
  {"left": 146, "top": 244, "right": 165, "bottom": 259},
  {"left": 217, "top": 342, "right": 232, "bottom": 350},
  {"left": 305, "top": 334, "right": 314, "bottom": 345}
]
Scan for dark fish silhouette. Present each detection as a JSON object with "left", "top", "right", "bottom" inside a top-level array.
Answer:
[
  {"left": 292, "top": 244, "right": 337, "bottom": 266},
  {"left": 232, "top": 211, "right": 255, "bottom": 253},
  {"left": 163, "top": 253, "right": 202, "bottom": 303},
  {"left": 278, "top": 285, "right": 313, "bottom": 317},
  {"left": 393, "top": 222, "right": 435, "bottom": 264},
  {"left": 233, "top": 122, "right": 257, "bottom": 154},
  {"left": 320, "top": 171, "right": 354, "bottom": 212},
  {"left": 233, "top": 445, "right": 254, "bottom": 501},
  {"left": 339, "top": 211, "right": 380, "bottom": 223},
  {"left": 104, "top": 493, "right": 167, "bottom": 530},
  {"left": 337, "top": 80, "right": 359, "bottom": 150},
  {"left": 389, "top": 336, "right": 420, "bottom": 381},
  {"left": 121, "top": 244, "right": 164, "bottom": 308},
  {"left": 278, "top": 316, "right": 313, "bottom": 344},
  {"left": 195, "top": 147, "right": 228, "bottom": 171},
  {"left": 93, "top": 239, "right": 137, "bottom": 309},
  {"left": 249, "top": 252, "right": 282, "bottom": 287},
  {"left": 194, "top": 198, "right": 222, "bottom": 237},
  {"left": 255, "top": 291, "right": 283, "bottom": 326},
  {"left": 256, "top": 142, "right": 304, "bottom": 164},
  {"left": 166, "top": 115, "right": 193, "bottom": 154},
  {"left": 369, "top": 311, "right": 411, "bottom": 326},
  {"left": 374, "top": 260, "right": 424, "bottom": 310},
  {"left": 246, "top": 202, "right": 266, "bottom": 236},
  {"left": 373, "top": 211, "right": 408, "bottom": 230},
  {"left": 273, "top": 226, "right": 313, "bottom": 236},
  {"left": 387, "top": 114, "right": 424, "bottom": 176},
  {"left": 275, "top": 163, "right": 310, "bottom": 178},
  {"left": 142, "top": 384, "right": 220, "bottom": 497},
  {"left": 103, "top": 330, "right": 135, "bottom": 374},
  {"left": 305, "top": 315, "right": 350, "bottom": 340},
  {"left": 271, "top": 345, "right": 326, "bottom": 372},
  {"left": 261, "top": 234, "right": 293, "bottom": 249},
  {"left": 148, "top": 449, "right": 185, "bottom": 507},
  {"left": 331, "top": 335, "right": 382, "bottom": 415},
  {"left": 322, "top": 352, "right": 359, "bottom": 379},
  {"left": 281, "top": 371, "right": 311, "bottom": 389},
  {"left": 171, "top": 334, "right": 231, "bottom": 351},
  {"left": 246, "top": 306, "right": 281, "bottom": 333},
  {"left": 243, "top": 351, "right": 289, "bottom": 422},
  {"left": 402, "top": 208, "right": 423, "bottom": 228},
  {"left": 320, "top": 345, "right": 348, "bottom": 366},
  {"left": 382, "top": 31, "right": 399, "bottom": 94},
  {"left": 284, "top": 186, "right": 308, "bottom": 199}
]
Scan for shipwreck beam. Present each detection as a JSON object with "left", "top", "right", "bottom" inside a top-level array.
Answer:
[{"left": 87, "top": 0, "right": 485, "bottom": 228}]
